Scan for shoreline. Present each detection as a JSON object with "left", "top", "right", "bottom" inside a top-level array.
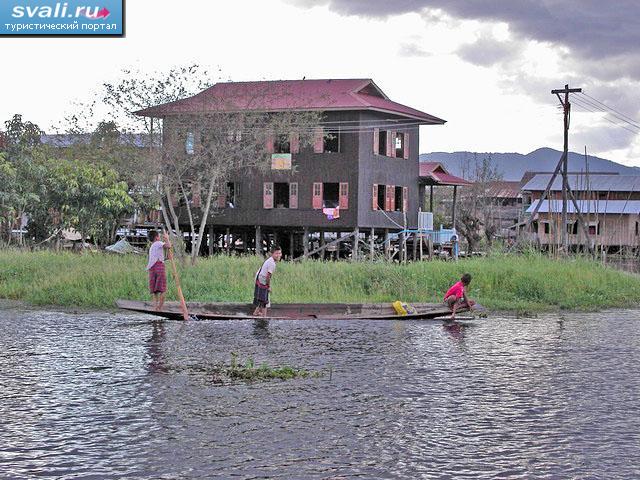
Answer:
[{"left": 2, "top": 250, "right": 640, "bottom": 315}]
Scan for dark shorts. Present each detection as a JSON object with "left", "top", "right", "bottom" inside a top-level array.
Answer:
[
  {"left": 149, "top": 261, "right": 167, "bottom": 294},
  {"left": 253, "top": 283, "right": 269, "bottom": 308},
  {"left": 444, "top": 295, "right": 465, "bottom": 309}
]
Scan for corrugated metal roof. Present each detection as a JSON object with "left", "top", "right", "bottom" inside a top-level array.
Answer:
[
  {"left": 419, "top": 162, "right": 471, "bottom": 186},
  {"left": 485, "top": 181, "right": 522, "bottom": 199},
  {"left": 135, "top": 79, "right": 446, "bottom": 124},
  {"left": 527, "top": 199, "right": 640, "bottom": 214},
  {"left": 523, "top": 174, "right": 640, "bottom": 192}
]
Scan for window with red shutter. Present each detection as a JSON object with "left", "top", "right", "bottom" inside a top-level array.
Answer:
[
  {"left": 403, "top": 132, "right": 409, "bottom": 159},
  {"left": 387, "top": 185, "right": 395, "bottom": 211},
  {"left": 313, "top": 127, "right": 324, "bottom": 153},
  {"left": 266, "top": 133, "right": 275, "bottom": 154},
  {"left": 372, "top": 184, "right": 378, "bottom": 210},
  {"left": 290, "top": 132, "right": 300, "bottom": 154},
  {"left": 312, "top": 183, "right": 323, "bottom": 209},
  {"left": 263, "top": 182, "right": 274, "bottom": 209},
  {"left": 339, "top": 182, "right": 349, "bottom": 209},
  {"left": 389, "top": 131, "right": 396, "bottom": 158},
  {"left": 289, "top": 183, "right": 298, "bottom": 209},
  {"left": 385, "top": 131, "right": 393, "bottom": 157},
  {"left": 192, "top": 182, "right": 201, "bottom": 208},
  {"left": 373, "top": 128, "right": 379, "bottom": 155}
]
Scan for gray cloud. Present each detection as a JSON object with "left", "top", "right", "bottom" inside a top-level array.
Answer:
[
  {"left": 289, "top": 0, "right": 640, "bottom": 79},
  {"left": 572, "top": 122, "right": 638, "bottom": 153},
  {"left": 457, "top": 36, "right": 522, "bottom": 67},
  {"left": 398, "top": 42, "right": 431, "bottom": 57}
]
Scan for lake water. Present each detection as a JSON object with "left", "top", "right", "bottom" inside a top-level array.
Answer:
[{"left": 1, "top": 303, "right": 639, "bottom": 479}]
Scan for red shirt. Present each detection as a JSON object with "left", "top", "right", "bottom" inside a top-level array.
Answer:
[{"left": 444, "top": 281, "right": 465, "bottom": 300}]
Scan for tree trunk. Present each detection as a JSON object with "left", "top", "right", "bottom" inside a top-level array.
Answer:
[{"left": 191, "top": 180, "right": 217, "bottom": 266}]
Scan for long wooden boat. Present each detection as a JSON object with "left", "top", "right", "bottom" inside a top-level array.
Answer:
[{"left": 116, "top": 299, "right": 479, "bottom": 321}]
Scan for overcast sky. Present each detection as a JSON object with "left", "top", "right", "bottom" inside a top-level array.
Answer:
[{"left": 2, "top": 0, "right": 639, "bottom": 165}]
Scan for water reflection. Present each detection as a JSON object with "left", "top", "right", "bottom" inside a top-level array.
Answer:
[
  {"left": 0, "top": 307, "right": 639, "bottom": 479},
  {"left": 147, "top": 320, "right": 167, "bottom": 374}
]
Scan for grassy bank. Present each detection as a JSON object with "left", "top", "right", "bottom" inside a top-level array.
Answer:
[{"left": 1, "top": 250, "right": 639, "bottom": 313}]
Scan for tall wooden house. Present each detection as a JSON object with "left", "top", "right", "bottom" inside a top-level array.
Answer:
[{"left": 137, "top": 79, "right": 446, "bottom": 257}]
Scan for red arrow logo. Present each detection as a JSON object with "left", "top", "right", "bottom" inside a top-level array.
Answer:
[{"left": 96, "top": 7, "right": 110, "bottom": 19}]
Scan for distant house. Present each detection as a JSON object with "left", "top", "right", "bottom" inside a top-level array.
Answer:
[
  {"left": 136, "top": 78, "right": 448, "bottom": 258},
  {"left": 418, "top": 161, "right": 470, "bottom": 227},
  {"left": 484, "top": 181, "right": 523, "bottom": 238},
  {"left": 522, "top": 173, "right": 640, "bottom": 251}
]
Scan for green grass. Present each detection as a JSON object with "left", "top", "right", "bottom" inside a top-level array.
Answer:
[{"left": 0, "top": 249, "right": 639, "bottom": 313}]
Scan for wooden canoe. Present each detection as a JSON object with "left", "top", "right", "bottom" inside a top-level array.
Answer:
[{"left": 116, "top": 299, "right": 479, "bottom": 321}]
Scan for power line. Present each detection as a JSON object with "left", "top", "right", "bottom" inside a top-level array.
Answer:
[
  {"left": 581, "top": 92, "right": 640, "bottom": 128},
  {"left": 574, "top": 95, "right": 640, "bottom": 130},
  {"left": 571, "top": 97, "right": 640, "bottom": 135}
]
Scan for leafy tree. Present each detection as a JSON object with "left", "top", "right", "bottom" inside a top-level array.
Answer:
[
  {"left": 31, "top": 159, "right": 133, "bottom": 248},
  {"left": 0, "top": 115, "right": 46, "bottom": 245},
  {"left": 456, "top": 154, "right": 503, "bottom": 253}
]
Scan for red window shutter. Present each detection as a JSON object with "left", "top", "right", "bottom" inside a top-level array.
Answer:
[
  {"left": 373, "top": 128, "right": 379, "bottom": 154},
  {"left": 312, "top": 182, "right": 323, "bottom": 209},
  {"left": 372, "top": 184, "right": 378, "bottom": 210},
  {"left": 216, "top": 184, "right": 226, "bottom": 209},
  {"left": 289, "top": 182, "right": 298, "bottom": 209},
  {"left": 390, "top": 131, "right": 396, "bottom": 158},
  {"left": 266, "top": 133, "right": 275, "bottom": 154},
  {"left": 192, "top": 182, "right": 201, "bottom": 208},
  {"left": 313, "top": 127, "right": 324, "bottom": 153},
  {"left": 290, "top": 132, "right": 300, "bottom": 154},
  {"left": 389, "top": 185, "right": 396, "bottom": 211},
  {"left": 386, "top": 131, "right": 393, "bottom": 157},
  {"left": 403, "top": 132, "right": 409, "bottom": 159},
  {"left": 263, "top": 182, "right": 273, "bottom": 209},
  {"left": 384, "top": 186, "right": 390, "bottom": 211},
  {"left": 339, "top": 182, "right": 349, "bottom": 210},
  {"left": 403, "top": 186, "right": 408, "bottom": 213}
]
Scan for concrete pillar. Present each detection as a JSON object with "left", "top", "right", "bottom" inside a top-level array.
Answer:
[
  {"left": 353, "top": 228, "right": 359, "bottom": 261},
  {"left": 452, "top": 185, "right": 458, "bottom": 229},
  {"left": 303, "top": 227, "right": 309, "bottom": 257},
  {"left": 255, "top": 226, "right": 262, "bottom": 256},
  {"left": 384, "top": 229, "right": 390, "bottom": 260},
  {"left": 370, "top": 228, "right": 375, "bottom": 261}
]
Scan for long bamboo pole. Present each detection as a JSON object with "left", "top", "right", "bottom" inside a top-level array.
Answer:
[{"left": 164, "top": 231, "right": 190, "bottom": 321}]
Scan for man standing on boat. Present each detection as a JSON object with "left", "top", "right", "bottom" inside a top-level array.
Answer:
[
  {"left": 147, "top": 230, "right": 171, "bottom": 312},
  {"left": 253, "top": 245, "right": 282, "bottom": 317}
]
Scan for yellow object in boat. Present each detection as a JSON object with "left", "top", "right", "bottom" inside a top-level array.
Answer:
[
  {"left": 393, "top": 301, "right": 407, "bottom": 315},
  {"left": 392, "top": 301, "right": 417, "bottom": 316}
]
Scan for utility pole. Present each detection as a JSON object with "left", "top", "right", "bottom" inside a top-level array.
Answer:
[{"left": 551, "top": 84, "right": 581, "bottom": 253}]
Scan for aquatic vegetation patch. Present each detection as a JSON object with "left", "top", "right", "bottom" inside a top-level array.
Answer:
[{"left": 216, "top": 353, "right": 324, "bottom": 382}]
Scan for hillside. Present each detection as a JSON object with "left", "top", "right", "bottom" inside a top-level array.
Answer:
[{"left": 420, "top": 148, "right": 639, "bottom": 181}]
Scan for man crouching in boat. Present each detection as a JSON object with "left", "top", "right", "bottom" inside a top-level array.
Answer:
[
  {"left": 444, "top": 273, "right": 476, "bottom": 320},
  {"left": 253, "top": 245, "right": 282, "bottom": 317},
  {"left": 147, "top": 230, "right": 171, "bottom": 312}
]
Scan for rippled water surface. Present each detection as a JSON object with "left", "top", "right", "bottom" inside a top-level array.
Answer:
[{"left": 1, "top": 302, "right": 639, "bottom": 479}]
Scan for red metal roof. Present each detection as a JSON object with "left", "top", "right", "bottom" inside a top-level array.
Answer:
[
  {"left": 419, "top": 162, "right": 471, "bottom": 186},
  {"left": 135, "top": 79, "right": 446, "bottom": 124},
  {"left": 485, "top": 181, "right": 522, "bottom": 199}
]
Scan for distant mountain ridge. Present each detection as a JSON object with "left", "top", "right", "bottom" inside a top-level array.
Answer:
[{"left": 420, "top": 148, "right": 640, "bottom": 181}]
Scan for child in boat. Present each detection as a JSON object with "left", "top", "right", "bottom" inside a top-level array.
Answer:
[
  {"left": 147, "top": 230, "right": 171, "bottom": 312},
  {"left": 444, "top": 273, "right": 475, "bottom": 320},
  {"left": 253, "top": 245, "right": 282, "bottom": 317}
]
